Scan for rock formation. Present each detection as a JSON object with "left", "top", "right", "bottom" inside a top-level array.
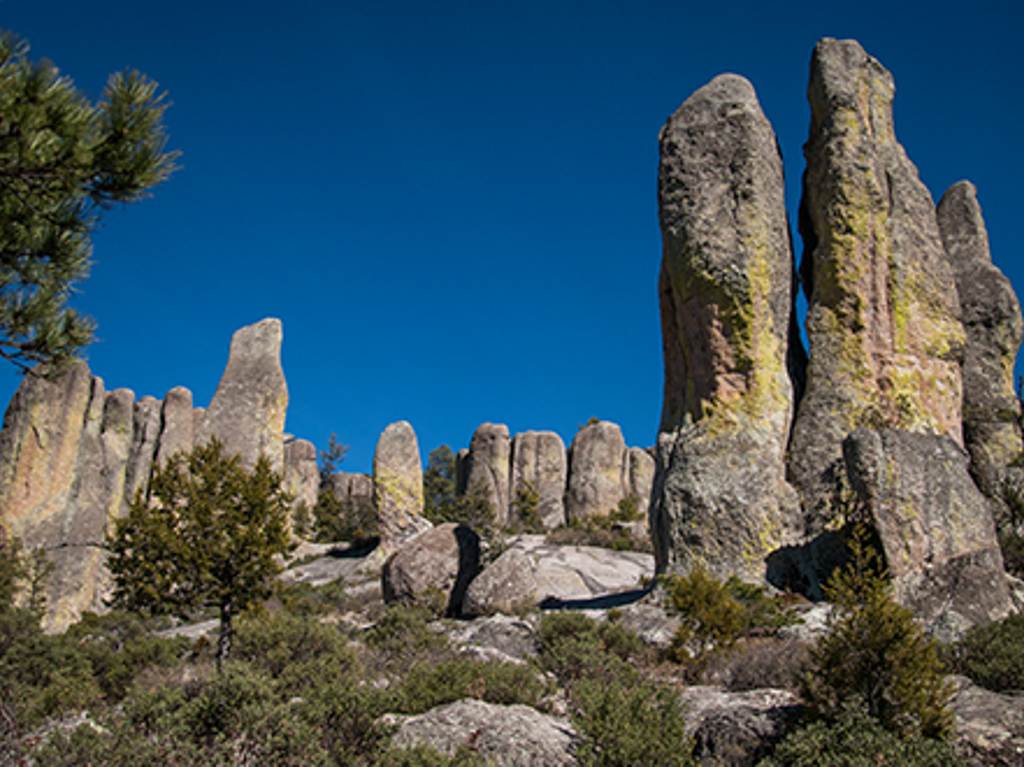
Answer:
[
  {"left": 509, "top": 430, "right": 567, "bottom": 529},
  {"left": 653, "top": 73, "right": 802, "bottom": 580},
  {"left": 788, "top": 38, "right": 966, "bottom": 519},
  {"left": 330, "top": 471, "right": 374, "bottom": 505},
  {"left": 626, "top": 447, "right": 655, "bottom": 519},
  {"left": 843, "top": 428, "right": 1011, "bottom": 639},
  {"left": 0, "top": 319, "right": 302, "bottom": 631},
  {"left": 937, "top": 181, "right": 1023, "bottom": 510},
  {"left": 565, "top": 420, "right": 628, "bottom": 521},
  {"left": 197, "top": 317, "right": 288, "bottom": 473},
  {"left": 373, "top": 420, "right": 430, "bottom": 548},
  {"left": 284, "top": 438, "right": 319, "bottom": 514},
  {"left": 462, "top": 423, "right": 511, "bottom": 526},
  {"left": 154, "top": 386, "right": 194, "bottom": 468}
]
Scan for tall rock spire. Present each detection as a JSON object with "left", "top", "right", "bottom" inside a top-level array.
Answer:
[
  {"left": 653, "top": 73, "right": 802, "bottom": 580},
  {"left": 788, "top": 38, "right": 966, "bottom": 518}
]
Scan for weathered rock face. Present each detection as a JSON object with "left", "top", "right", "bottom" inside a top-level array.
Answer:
[
  {"left": 123, "top": 395, "right": 161, "bottom": 511},
  {"left": 462, "top": 534, "right": 652, "bottom": 616},
  {"left": 654, "top": 73, "right": 802, "bottom": 580},
  {"left": 789, "top": 38, "right": 966, "bottom": 519},
  {"left": 565, "top": 421, "right": 628, "bottom": 521},
  {"left": 843, "top": 428, "right": 1012, "bottom": 639},
  {"left": 197, "top": 318, "right": 288, "bottom": 473},
  {"left": 463, "top": 423, "right": 511, "bottom": 526},
  {"left": 284, "top": 438, "right": 319, "bottom": 514},
  {"left": 381, "top": 523, "right": 480, "bottom": 616},
  {"left": 154, "top": 386, "right": 194, "bottom": 468},
  {"left": 950, "top": 675, "right": 1024, "bottom": 766},
  {"left": 937, "top": 181, "right": 1023, "bottom": 508},
  {"left": 0, "top": 365, "right": 134, "bottom": 631},
  {"left": 373, "top": 420, "right": 430, "bottom": 549},
  {"left": 330, "top": 471, "right": 374, "bottom": 504},
  {"left": 510, "top": 430, "right": 567, "bottom": 529},
  {"left": 387, "top": 699, "right": 577, "bottom": 767}
]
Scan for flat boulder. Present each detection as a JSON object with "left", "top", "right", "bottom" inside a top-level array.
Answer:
[{"left": 462, "top": 535, "right": 653, "bottom": 616}]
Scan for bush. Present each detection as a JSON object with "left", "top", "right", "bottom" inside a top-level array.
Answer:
[
  {"left": 372, "top": 745, "right": 487, "bottom": 766},
  {"left": 233, "top": 609, "right": 356, "bottom": 680},
  {"left": 545, "top": 515, "right": 652, "bottom": 553},
  {"left": 393, "top": 658, "right": 551, "bottom": 713},
  {"left": 508, "top": 481, "right": 546, "bottom": 533},
  {"left": 572, "top": 677, "right": 695, "bottom": 767},
  {"left": 537, "top": 611, "right": 646, "bottom": 685},
  {"left": 697, "top": 636, "right": 812, "bottom": 691},
  {"left": 758, "top": 702, "right": 961, "bottom": 767},
  {"left": 951, "top": 612, "right": 1024, "bottom": 693},
  {"left": 365, "top": 604, "right": 449, "bottom": 665},
  {"left": 663, "top": 567, "right": 796, "bottom": 669},
  {"left": 310, "top": 489, "right": 379, "bottom": 544},
  {"left": 803, "top": 527, "right": 953, "bottom": 740}
]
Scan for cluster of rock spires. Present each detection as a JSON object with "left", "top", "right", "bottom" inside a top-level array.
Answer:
[
  {"left": 0, "top": 38, "right": 1021, "bottom": 644},
  {"left": 653, "top": 37, "right": 1020, "bottom": 637}
]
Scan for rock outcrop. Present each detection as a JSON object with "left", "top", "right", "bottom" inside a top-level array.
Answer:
[
  {"left": 373, "top": 420, "right": 430, "bottom": 549},
  {"left": 565, "top": 421, "right": 628, "bottom": 521},
  {"left": 950, "top": 675, "right": 1024, "bottom": 766},
  {"left": 462, "top": 423, "right": 511, "bottom": 527},
  {"left": 381, "top": 522, "right": 480, "bottom": 615},
  {"left": 843, "top": 428, "right": 1012, "bottom": 639},
  {"left": 937, "top": 181, "right": 1023, "bottom": 510},
  {"left": 788, "top": 38, "right": 966, "bottom": 519},
  {"left": 154, "top": 386, "right": 194, "bottom": 468},
  {"left": 510, "top": 430, "right": 567, "bottom": 529},
  {"left": 387, "top": 699, "right": 577, "bottom": 767},
  {"left": 653, "top": 73, "right": 802, "bottom": 580},
  {"left": 625, "top": 447, "right": 655, "bottom": 518},
  {"left": 197, "top": 318, "right": 288, "bottom": 473}
]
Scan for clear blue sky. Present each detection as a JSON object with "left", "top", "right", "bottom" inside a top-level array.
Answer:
[{"left": 1, "top": 1, "right": 1020, "bottom": 472}]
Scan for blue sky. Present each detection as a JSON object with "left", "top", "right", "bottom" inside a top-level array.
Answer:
[{"left": 1, "top": 1, "right": 1020, "bottom": 472}]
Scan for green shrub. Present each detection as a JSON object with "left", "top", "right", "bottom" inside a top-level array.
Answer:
[
  {"left": 663, "top": 567, "right": 796, "bottom": 669},
  {"left": 365, "top": 604, "right": 449, "bottom": 664},
  {"left": 394, "top": 658, "right": 551, "bottom": 713},
  {"left": 372, "top": 745, "right": 488, "bottom": 766},
  {"left": 572, "top": 677, "right": 695, "bottom": 767},
  {"left": 508, "top": 481, "right": 546, "bottom": 533},
  {"left": 803, "top": 527, "right": 953, "bottom": 739},
  {"left": 310, "top": 488, "right": 379, "bottom": 543},
  {"left": 537, "top": 611, "right": 645, "bottom": 685},
  {"left": 304, "top": 678, "right": 394, "bottom": 764},
  {"left": 758, "top": 702, "right": 961, "bottom": 767},
  {"left": 951, "top": 612, "right": 1024, "bottom": 693},
  {"left": 233, "top": 609, "right": 355, "bottom": 679},
  {"left": 545, "top": 516, "right": 652, "bottom": 553}
]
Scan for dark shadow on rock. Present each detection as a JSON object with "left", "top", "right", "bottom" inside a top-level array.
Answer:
[
  {"left": 447, "top": 524, "right": 481, "bottom": 618},
  {"left": 325, "top": 537, "right": 381, "bottom": 559},
  {"left": 538, "top": 584, "right": 654, "bottom": 611},
  {"left": 765, "top": 529, "right": 850, "bottom": 601}
]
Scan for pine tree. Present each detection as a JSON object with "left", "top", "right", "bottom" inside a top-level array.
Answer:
[
  {"left": 107, "top": 439, "right": 292, "bottom": 669},
  {"left": 0, "top": 32, "right": 178, "bottom": 372}
]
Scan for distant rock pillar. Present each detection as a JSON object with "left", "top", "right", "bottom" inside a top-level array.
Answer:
[
  {"left": 373, "top": 420, "right": 431, "bottom": 549},
  {"left": 462, "top": 423, "right": 512, "bottom": 527}
]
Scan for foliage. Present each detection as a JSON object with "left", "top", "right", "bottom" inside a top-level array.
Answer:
[
  {"left": 950, "top": 612, "right": 1024, "bottom": 693},
  {"left": 319, "top": 432, "right": 350, "bottom": 482},
  {"left": 393, "top": 658, "right": 551, "bottom": 713},
  {"left": 310, "top": 488, "right": 379, "bottom": 543},
  {"left": 108, "top": 438, "right": 293, "bottom": 668},
  {"left": 423, "top": 444, "right": 458, "bottom": 518},
  {"left": 802, "top": 525, "right": 954, "bottom": 740},
  {"left": 508, "top": 480, "right": 545, "bottom": 533},
  {"left": 537, "top": 611, "right": 646, "bottom": 685},
  {"left": 697, "top": 636, "right": 812, "bottom": 691},
  {"left": 546, "top": 514, "right": 652, "bottom": 553},
  {"left": 365, "top": 603, "right": 450, "bottom": 665},
  {"left": 0, "top": 33, "right": 178, "bottom": 371},
  {"left": 663, "top": 566, "right": 796, "bottom": 669},
  {"left": 371, "top": 745, "right": 487, "bottom": 766},
  {"left": 758, "top": 702, "right": 961, "bottom": 767},
  {"left": 572, "top": 677, "right": 696, "bottom": 767}
]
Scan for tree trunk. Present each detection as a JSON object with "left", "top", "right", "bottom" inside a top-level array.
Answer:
[{"left": 216, "top": 600, "right": 233, "bottom": 672}]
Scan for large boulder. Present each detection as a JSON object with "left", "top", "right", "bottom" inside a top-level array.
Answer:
[
  {"left": 678, "top": 686, "right": 802, "bottom": 766},
  {"left": 565, "top": 421, "right": 628, "bottom": 521},
  {"left": 653, "top": 73, "right": 802, "bottom": 580},
  {"left": 462, "top": 423, "right": 511, "bottom": 527},
  {"left": 381, "top": 523, "right": 480, "bottom": 616},
  {"left": 843, "top": 428, "right": 1012, "bottom": 639},
  {"left": 950, "top": 675, "right": 1024, "bottom": 766},
  {"left": 197, "top": 318, "right": 288, "bottom": 473},
  {"left": 462, "top": 535, "right": 653, "bottom": 616},
  {"left": 510, "top": 430, "right": 567, "bottom": 529},
  {"left": 373, "top": 420, "right": 430, "bottom": 549},
  {"left": 387, "top": 699, "right": 577, "bottom": 767},
  {"left": 788, "top": 38, "right": 966, "bottom": 520},
  {"left": 937, "top": 181, "right": 1023, "bottom": 510}
]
